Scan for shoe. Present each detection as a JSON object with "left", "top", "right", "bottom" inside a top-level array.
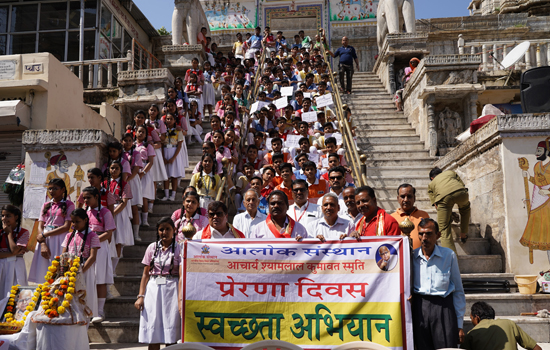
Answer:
[
  {"left": 106, "top": 290, "right": 115, "bottom": 300},
  {"left": 134, "top": 233, "right": 142, "bottom": 242},
  {"left": 160, "top": 196, "right": 169, "bottom": 201},
  {"left": 169, "top": 194, "right": 176, "bottom": 201},
  {"left": 91, "top": 315, "right": 104, "bottom": 323},
  {"left": 141, "top": 221, "right": 150, "bottom": 227},
  {"left": 148, "top": 207, "right": 154, "bottom": 214},
  {"left": 460, "top": 235, "right": 469, "bottom": 244}
]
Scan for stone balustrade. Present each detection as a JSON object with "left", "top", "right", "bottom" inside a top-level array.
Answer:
[
  {"left": 63, "top": 51, "right": 133, "bottom": 89},
  {"left": 458, "top": 34, "right": 550, "bottom": 72}
]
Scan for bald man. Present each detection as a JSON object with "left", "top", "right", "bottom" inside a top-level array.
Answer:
[{"left": 233, "top": 189, "right": 267, "bottom": 238}]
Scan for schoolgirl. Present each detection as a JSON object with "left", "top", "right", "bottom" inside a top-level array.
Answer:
[
  {"left": 203, "top": 115, "right": 222, "bottom": 142},
  {"left": 172, "top": 191, "right": 208, "bottom": 243},
  {"left": 211, "top": 130, "right": 233, "bottom": 168},
  {"left": 0, "top": 205, "right": 30, "bottom": 298},
  {"left": 171, "top": 186, "right": 208, "bottom": 219},
  {"left": 223, "top": 129, "right": 240, "bottom": 169},
  {"left": 187, "top": 100, "right": 203, "bottom": 145},
  {"left": 28, "top": 178, "right": 75, "bottom": 283},
  {"left": 82, "top": 186, "right": 116, "bottom": 323},
  {"left": 161, "top": 113, "right": 185, "bottom": 202},
  {"left": 185, "top": 73, "right": 203, "bottom": 118},
  {"left": 147, "top": 104, "right": 170, "bottom": 189},
  {"left": 61, "top": 208, "right": 100, "bottom": 317},
  {"left": 77, "top": 168, "right": 116, "bottom": 214},
  {"left": 135, "top": 125, "right": 156, "bottom": 233},
  {"left": 173, "top": 77, "right": 189, "bottom": 116},
  {"left": 103, "top": 142, "right": 132, "bottom": 183},
  {"left": 135, "top": 217, "right": 182, "bottom": 347},
  {"left": 105, "top": 160, "right": 133, "bottom": 275},
  {"left": 215, "top": 93, "right": 240, "bottom": 121},
  {"left": 163, "top": 99, "right": 189, "bottom": 174},
  {"left": 122, "top": 132, "right": 143, "bottom": 235},
  {"left": 222, "top": 111, "right": 241, "bottom": 139},
  {"left": 202, "top": 61, "right": 215, "bottom": 118},
  {"left": 189, "top": 153, "right": 222, "bottom": 209}
]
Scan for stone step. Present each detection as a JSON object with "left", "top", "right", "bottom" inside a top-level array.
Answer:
[
  {"left": 105, "top": 297, "right": 141, "bottom": 318},
  {"left": 117, "top": 258, "right": 150, "bottom": 276},
  {"left": 350, "top": 90, "right": 391, "bottom": 96},
  {"left": 123, "top": 241, "right": 153, "bottom": 258},
  {"left": 111, "top": 276, "right": 142, "bottom": 297},
  {"left": 346, "top": 103, "right": 396, "bottom": 109},
  {"left": 357, "top": 136, "right": 422, "bottom": 144},
  {"left": 358, "top": 118, "right": 410, "bottom": 125},
  {"left": 366, "top": 157, "right": 435, "bottom": 167},
  {"left": 461, "top": 273, "right": 516, "bottom": 286},
  {"left": 353, "top": 113, "right": 405, "bottom": 119},
  {"left": 463, "top": 316, "right": 550, "bottom": 343},
  {"left": 458, "top": 255, "right": 502, "bottom": 273},
  {"left": 352, "top": 107, "right": 401, "bottom": 113},
  {"left": 366, "top": 165, "right": 433, "bottom": 177},
  {"left": 367, "top": 150, "right": 431, "bottom": 161},
  {"left": 88, "top": 319, "right": 140, "bottom": 344},
  {"left": 466, "top": 292, "right": 550, "bottom": 317},
  {"left": 366, "top": 174, "right": 429, "bottom": 188},
  {"left": 451, "top": 237, "right": 491, "bottom": 255},
  {"left": 362, "top": 124, "right": 414, "bottom": 131},
  {"left": 360, "top": 142, "right": 426, "bottom": 152},
  {"left": 357, "top": 129, "right": 417, "bottom": 137}
]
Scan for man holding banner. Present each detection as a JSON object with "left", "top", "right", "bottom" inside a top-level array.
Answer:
[
  {"left": 250, "top": 190, "right": 309, "bottom": 239},
  {"left": 313, "top": 193, "right": 354, "bottom": 241},
  {"left": 350, "top": 186, "right": 401, "bottom": 237},
  {"left": 193, "top": 201, "right": 246, "bottom": 239}
]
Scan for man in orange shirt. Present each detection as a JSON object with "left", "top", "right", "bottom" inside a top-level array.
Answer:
[
  {"left": 303, "top": 161, "right": 328, "bottom": 203},
  {"left": 350, "top": 186, "right": 400, "bottom": 237},
  {"left": 275, "top": 163, "right": 294, "bottom": 205},
  {"left": 391, "top": 184, "right": 430, "bottom": 249}
]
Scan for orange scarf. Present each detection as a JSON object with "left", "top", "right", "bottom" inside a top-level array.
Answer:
[{"left": 266, "top": 214, "right": 296, "bottom": 238}]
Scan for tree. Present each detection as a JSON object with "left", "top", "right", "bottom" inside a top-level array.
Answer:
[{"left": 158, "top": 26, "right": 171, "bottom": 36}]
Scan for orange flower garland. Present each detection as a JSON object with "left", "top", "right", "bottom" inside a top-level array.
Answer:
[{"left": 40, "top": 255, "right": 81, "bottom": 318}]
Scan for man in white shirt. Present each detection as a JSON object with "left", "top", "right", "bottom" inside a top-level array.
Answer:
[
  {"left": 313, "top": 193, "right": 354, "bottom": 240},
  {"left": 233, "top": 189, "right": 267, "bottom": 238},
  {"left": 250, "top": 190, "right": 309, "bottom": 239},
  {"left": 343, "top": 186, "right": 363, "bottom": 226},
  {"left": 287, "top": 179, "right": 321, "bottom": 226},
  {"left": 317, "top": 166, "right": 349, "bottom": 216},
  {"left": 193, "top": 201, "right": 245, "bottom": 239}
]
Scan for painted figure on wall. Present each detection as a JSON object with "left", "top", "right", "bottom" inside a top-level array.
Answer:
[
  {"left": 45, "top": 151, "right": 74, "bottom": 198},
  {"left": 332, "top": 0, "right": 378, "bottom": 21},
  {"left": 202, "top": 0, "right": 254, "bottom": 30},
  {"left": 519, "top": 137, "right": 550, "bottom": 264}
]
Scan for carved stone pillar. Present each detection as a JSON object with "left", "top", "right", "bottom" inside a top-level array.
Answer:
[
  {"left": 388, "top": 55, "right": 396, "bottom": 95},
  {"left": 426, "top": 95, "right": 437, "bottom": 157},
  {"left": 468, "top": 92, "right": 479, "bottom": 125}
]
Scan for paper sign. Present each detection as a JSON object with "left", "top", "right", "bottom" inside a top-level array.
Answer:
[
  {"left": 266, "top": 138, "right": 273, "bottom": 150},
  {"left": 321, "top": 157, "right": 329, "bottom": 168},
  {"left": 250, "top": 101, "right": 269, "bottom": 114},
  {"left": 303, "top": 92, "right": 311, "bottom": 99},
  {"left": 334, "top": 133, "right": 343, "bottom": 145},
  {"left": 301, "top": 111, "right": 317, "bottom": 123},
  {"left": 281, "top": 86, "right": 295, "bottom": 96},
  {"left": 29, "top": 162, "right": 47, "bottom": 185},
  {"left": 274, "top": 97, "right": 288, "bottom": 110},
  {"left": 285, "top": 135, "right": 302, "bottom": 149},
  {"left": 316, "top": 94, "right": 334, "bottom": 108},
  {"left": 308, "top": 152, "right": 320, "bottom": 164},
  {"left": 23, "top": 186, "right": 47, "bottom": 219}
]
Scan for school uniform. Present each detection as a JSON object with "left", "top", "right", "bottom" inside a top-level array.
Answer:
[
  {"left": 202, "top": 70, "right": 216, "bottom": 107},
  {"left": 28, "top": 199, "right": 75, "bottom": 283},
  {"left": 139, "top": 242, "right": 182, "bottom": 344},
  {"left": 136, "top": 141, "right": 157, "bottom": 201},
  {"left": 78, "top": 188, "right": 117, "bottom": 209},
  {"left": 163, "top": 128, "right": 186, "bottom": 179},
  {"left": 123, "top": 147, "right": 144, "bottom": 208},
  {"left": 173, "top": 211, "right": 209, "bottom": 243},
  {"left": 0, "top": 227, "right": 30, "bottom": 298},
  {"left": 106, "top": 178, "right": 134, "bottom": 248},
  {"left": 147, "top": 125, "right": 169, "bottom": 183},
  {"left": 306, "top": 178, "right": 329, "bottom": 204},
  {"left": 62, "top": 229, "right": 101, "bottom": 316},
  {"left": 87, "top": 207, "right": 116, "bottom": 285}
]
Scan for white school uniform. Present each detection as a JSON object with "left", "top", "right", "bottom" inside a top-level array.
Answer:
[
  {"left": 87, "top": 207, "right": 116, "bottom": 285},
  {"left": 136, "top": 142, "right": 157, "bottom": 201},
  {"left": 148, "top": 125, "right": 169, "bottom": 183},
  {"left": 163, "top": 129, "right": 186, "bottom": 179},
  {"left": 124, "top": 148, "right": 144, "bottom": 208},
  {"left": 28, "top": 200, "right": 75, "bottom": 283},
  {"left": 139, "top": 242, "right": 182, "bottom": 344},
  {"left": 107, "top": 179, "right": 134, "bottom": 248}
]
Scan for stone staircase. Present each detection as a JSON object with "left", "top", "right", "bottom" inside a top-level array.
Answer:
[
  {"left": 345, "top": 71, "right": 550, "bottom": 341},
  {"left": 88, "top": 119, "right": 212, "bottom": 343}
]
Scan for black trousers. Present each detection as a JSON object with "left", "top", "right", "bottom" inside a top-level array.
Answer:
[
  {"left": 339, "top": 64, "right": 354, "bottom": 92},
  {"left": 412, "top": 293, "right": 459, "bottom": 350}
]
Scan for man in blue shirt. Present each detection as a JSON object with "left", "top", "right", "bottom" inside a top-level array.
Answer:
[
  {"left": 276, "top": 31, "right": 288, "bottom": 52},
  {"left": 412, "top": 217, "right": 466, "bottom": 350},
  {"left": 246, "top": 27, "right": 263, "bottom": 59},
  {"left": 327, "top": 36, "right": 360, "bottom": 94}
]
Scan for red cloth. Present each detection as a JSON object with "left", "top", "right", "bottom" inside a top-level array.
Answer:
[
  {"left": 355, "top": 207, "right": 401, "bottom": 236},
  {"left": 470, "top": 115, "right": 496, "bottom": 134}
]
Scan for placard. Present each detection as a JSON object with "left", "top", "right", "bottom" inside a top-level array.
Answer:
[
  {"left": 301, "top": 111, "right": 318, "bottom": 123},
  {"left": 266, "top": 138, "right": 273, "bottom": 150},
  {"left": 308, "top": 152, "right": 320, "bottom": 164},
  {"left": 285, "top": 135, "right": 302, "bottom": 149},
  {"left": 23, "top": 186, "right": 47, "bottom": 219},
  {"left": 274, "top": 97, "right": 289, "bottom": 110},
  {"left": 316, "top": 94, "right": 334, "bottom": 108},
  {"left": 321, "top": 157, "right": 329, "bottom": 168},
  {"left": 334, "top": 133, "right": 343, "bottom": 145},
  {"left": 303, "top": 92, "right": 311, "bottom": 99},
  {"left": 250, "top": 101, "right": 269, "bottom": 114},
  {"left": 280, "top": 86, "right": 295, "bottom": 97},
  {"left": 182, "top": 238, "right": 413, "bottom": 349}
]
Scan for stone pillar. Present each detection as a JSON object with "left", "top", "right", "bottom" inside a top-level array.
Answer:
[
  {"left": 388, "top": 55, "right": 396, "bottom": 95},
  {"left": 426, "top": 95, "right": 437, "bottom": 157},
  {"left": 468, "top": 92, "right": 479, "bottom": 125}
]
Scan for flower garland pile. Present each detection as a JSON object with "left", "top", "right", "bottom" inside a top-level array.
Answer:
[{"left": 39, "top": 255, "right": 80, "bottom": 318}]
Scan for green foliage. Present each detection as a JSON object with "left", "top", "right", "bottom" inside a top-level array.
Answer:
[{"left": 157, "top": 26, "right": 171, "bottom": 36}]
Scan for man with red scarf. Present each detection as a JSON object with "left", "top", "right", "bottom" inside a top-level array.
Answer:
[
  {"left": 193, "top": 201, "right": 245, "bottom": 239},
  {"left": 349, "top": 186, "right": 400, "bottom": 237},
  {"left": 249, "top": 191, "right": 309, "bottom": 239}
]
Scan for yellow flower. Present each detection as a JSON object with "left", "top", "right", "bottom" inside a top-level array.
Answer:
[
  {"left": 45, "top": 309, "right": 51, "bottom": 314},
  {"left": 70, "top": 267, "right": 78, "bottom": 272},
  {"left": 69, "top": 282, "right": 75, "bottom": 288},
  {"left": 4, "top": 313, "right": 13, "bottom": 318},
  {"left": 57, "top": 306, "right": 65, "bottom": 314},
  {"left": 9, "top": 294, "right": 15, "bottom": 299},
  {"left": 32, "top": 297, "right": 38, "bottom": 302},
  {"left": 52, "top": 260, "right": 59, "bottom": 266},
  {"left": 62, "top": 301, "right": 70, "bottom": 308},
  {"left": 44, "top": 282, "right": 50, "bottom": 287},
  {"left": 7, "top": 301, "right": 14, "bottom": 306},
  {"left": 48, "top": 266, "right": 57, "bottom": 273},
  {"left": 29, "top": 302, "right": 35, "bottom": 308},
  {"left": 67, "top": 287, "right": 75, "bottom": 294},
  {"left": 69, "top": 277, "right": 76, "bottom": 282},
  {"left": 42, "top": 305, "right": 48, "bottom": 310},
  {"left": 26, "top": 306, "right": 33, "bottom": 311},
  {"left": 34, "top": 292, "right": 40, "bottom": 298},
  {"left": 10, "top": 289, "right": 17, "bottom": 294},
  {"left": 65, "top": 293, "right": 73, "bottom": 301}
]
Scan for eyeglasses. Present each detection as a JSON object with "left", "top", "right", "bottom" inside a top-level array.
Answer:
[
  {"left": 329, "top": 176, "right": 344, "bottom": 181},
  {"left": 292, "top": 187, "right": 307, "bottom": 193},
  {"left": 208, "top": 211, "right": 225, "bottom": 218}
]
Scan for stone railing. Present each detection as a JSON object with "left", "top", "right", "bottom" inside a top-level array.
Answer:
[
  {"left": 22, "top": 129, "right": 115, "bottom": 151},
  {"left": 423, "top": 54, "right": 481, "bottom": 65},
  {"left": 63, "top": 51, "right": 132, "bottom": 89},
  {"left": 458, "top": 35, "right": 550, "bottom": 72},
  {"left": 118, "top": 68, "right": 172, "bottom": 83}
]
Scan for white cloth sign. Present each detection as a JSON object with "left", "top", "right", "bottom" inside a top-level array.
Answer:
[
  {"left": 281, "top": 86, "right": 295, "bottom": 96},
  {"left": 285, "top": 135, "right": 302, "bottom": 149},
  {"left": 274, "top": 97, "right": 288, "bottom": 110},
  {"left": 250, "top": 101, "right": 269, "bottom": 114},
  {"left": 301, "top": 111, "right": 317, "bottom": 123},
  {"left": 316, "top": 94, "right": 334, "bottom": 108}
]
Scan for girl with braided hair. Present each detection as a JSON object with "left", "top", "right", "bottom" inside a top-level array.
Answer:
[
  {"left": 171, "top": 186, "right": 208, "bottom": 222},
  {"left": 189, "top": 153, "right": 221, "bottom": 209},
  {"left": 77, "top": 168, "right": 116, "bottom": 213},
  {"left": 82, "top": 186, "right": 116, "bottom": 323},
  {"left": 103, "top": 141, "right": 132, "bottom": 183},
  {"left": 211, "top": 130, "right": 232, "bottom": 167},
  {"left": 122, "top": 132, "right": 143, "bottom": 238},
  {"left": 173, "top": 191, "right": 208, "bottom": 243},
  {"left": 161, "top": 113, "right": 185, "bottom": 202},
  {"left": 105, "top": 161, "right": 133, "bottom": 275},
  {"left": 136, "top": 125, "right": 156, "bottom": 235},
  {"left": 61, "top": 208, "right": 100, "bottom": 316},
  {"left": 28, "top": 178, "right": 75, "bottom": 283},
  {"left": 147, "top": 104, "right": 169, "bottom": 192},
  {"left": 0, "top": 205, "right": 30, "bottom": 299},
  {"left": 135, "top": 217, "right": 182, "bottom": 346}
]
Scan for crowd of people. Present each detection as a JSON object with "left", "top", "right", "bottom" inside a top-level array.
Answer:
[{"left": 0, "top": 26, "right": 541, "bottom": 350}]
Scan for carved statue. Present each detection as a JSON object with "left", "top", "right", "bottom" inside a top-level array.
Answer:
[
  {"left": 172, "top": 0, "right": 211, "bottom": 46},
  {"left": 377, "top": 0, "right": 416, "bottom": 51},
  {"left": 438, "top": 107, "right": 462, "bottom": 148}
]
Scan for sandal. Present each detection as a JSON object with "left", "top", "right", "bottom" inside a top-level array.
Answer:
[{"left": 460, "top": 235, "right": 468, "bottom": 244}]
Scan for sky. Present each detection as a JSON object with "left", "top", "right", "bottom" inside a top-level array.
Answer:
[{"left": 133, "top": 0, "right": 471, "bottom": 32}]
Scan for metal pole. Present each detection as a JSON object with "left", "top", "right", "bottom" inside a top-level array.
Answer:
[{"left": 79, "top": 0, "right": 84, "bottom": 61}]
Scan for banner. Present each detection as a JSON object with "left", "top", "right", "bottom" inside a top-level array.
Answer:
[{"left": 183, "top": 238, "right": 413, "bottom": 349}]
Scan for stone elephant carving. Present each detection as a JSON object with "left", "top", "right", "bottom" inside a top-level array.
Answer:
[
  {"left": 172, "top": 0, "right": 210, "bottom": 46},
  {"left": 377, "top": 0, "right": 416, "bottom": 51}
]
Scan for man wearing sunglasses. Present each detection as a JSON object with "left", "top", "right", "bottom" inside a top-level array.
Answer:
[
  {"left": 287, "top": 179, "right": 321, "bottom": 227},
  {"left": 317, "top": 166, "right": 350, "bottom": 216},
  {"left": 250, "top": 190, "right": 309, "bottom": 240},
  {"left": 193, "top": 201, "right": 245, "bottom": 239}
]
